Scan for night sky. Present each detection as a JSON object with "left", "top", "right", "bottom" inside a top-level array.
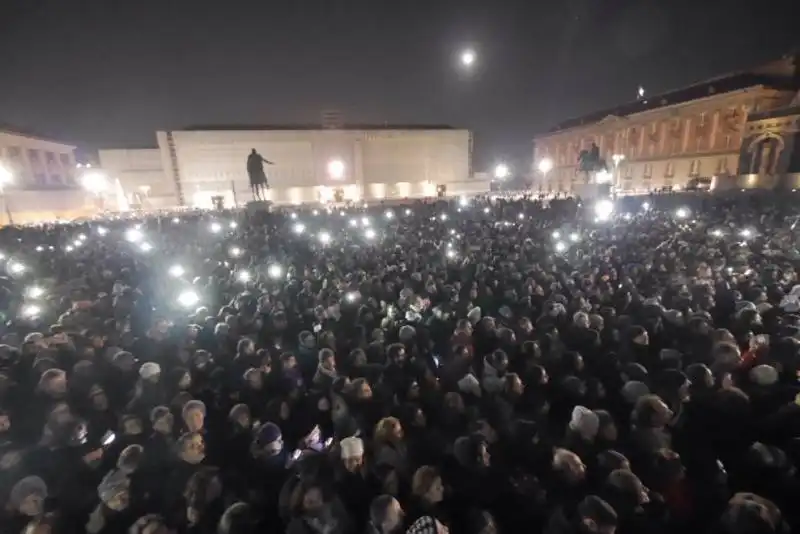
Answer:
[{"left": 1, "top": 0, "right": 797, "bottom": 171}]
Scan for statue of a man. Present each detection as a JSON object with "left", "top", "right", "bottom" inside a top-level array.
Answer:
[{"left": 247, "top": 149, "right": 274, "bottom": 201}]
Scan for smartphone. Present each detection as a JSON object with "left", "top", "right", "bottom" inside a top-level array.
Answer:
[
  {"left": 432, "top": 354, "right": 441, "bottom": 368},
  {"left": 313, "top": 323, "right": 322, "bottom": 333},
  {"left": 102, "top": 431, "right": 116, "bottom": 446},
  {"left": 291, "top": 449, "right": 301, "bottom": 461},
  {"left": 324, "top": 437, "right": 333, "bottom": 448}
]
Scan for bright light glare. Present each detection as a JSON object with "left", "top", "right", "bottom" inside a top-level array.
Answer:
[
  {"left": 552, "top": 231, "right": 561, "bottom": 239},
  {"left": 364, "top": 228, "right": 377, "bottom": 240},
  {"left": 290, "top": 212, "right": 298, "bottom": 219},
  {"left": 97, "top": 227, "right": 108, "bottom": 236},
  {"left": 623, "top": 213, "right": 632, "bottom": 221},
  {"left": 404, "top": 209, "right": 412, "bottom": 216},
  {"left": 440, "top": 214, "right": 448, "bottom": 221},
  {"left": 268, "top": 264, "right": 283, "bottom": 279},
  {"left": 139, "top": 242, "right": 153, "bottom": 253},
  {"left": 642, "top": 202, "right": 651, "bottom": 211},
  {"left": 327, "top": 159, "right": 345, "bottom": 180},
  {"left": 80, "top": 171, "right": 109, "bottom": 194},
  {"left": 494, "top": 164, "right": 510, "bottom": 180},
  {"left": 361, "top": 217, "right": 370, "bottom": 227},
  {"left": 483, "top": 207, "right": 490, "bottom": 214},
  {"left": 210, "top": 222, "right": 222, "bottom": 233},
  {"left": 21, "top": 304, "right": 41, "bottom": 318},
  {"left": 65, "top": 245, "right": 74, "bottom": 252},
  {"left": 8, "top": 261, "right": 25, "bottom": 275},
  {"left": 538, "top": 158, "right": 553, "bottom": 174},
  {"left": 230, "top": 246, "right": 243, "bottom": 257},
  {"left": 711, "top": 229, "right": 723, "bottom": 237},
  {"left": 238, "top": 271, "right": 251, "bottom": 283},
  {"left": 385, "top": 210, "right": 394, "bottom": 219},
  {"left": 0, "top": 163, "right": 13, "bottom": 186},
  {"left": 739, "top": 229, "right": 753, "bottom": 238},
  {"left": 675, "top": 208, "right": 689, "bottom": 219},
  {"left": 172, "top": 217, "right": 180, "bottom": 224},
  {"left": 229, "top": 221, "right": 238, "bottom": 229},
  {"left": 518, "top": 213, "right": 525, "bottom": 220},
  {"left": 318, "top": 232, "right": 331, "bottom": 245},
  {"left": 35, "top": 246, "right": 44, "bottom": 252},
  {"left": 345, "top": 292, "right": 358, "bottom": 303},
  {"left": 125, "top": 228, "right": 143, "bottom": 243},
  {"left": 293, "top": 223, "right": 306, "bottom": 235},
  {"left": 177, "top": 290, "right": 200, "bottom": 308},
  {"left": 78, "top": 234, "right": 87, "bottom": 241},
  {"left": 595, "top": 170, "right": 613, "bottom": 184},
  {"left": 594, "top": 199, "right": 615, "bottom": 222},
  {"left": 459, "top": 197, "right": 469, "bottom": 207},
  {"left": 26, "top": 286, "right": 45, "bottom": 299},
  {"left": 569, "top": 232, "right": 580, "bottom": 242},
  {"left": 168, "top": 265, "right": 185, "bottom": 278},
  {"left": 312, "top": 210, "right": 319, "bottom": 216},
  {"left": 555, "top": 241, "right": 567, "bottom": 253},
  {"left": 446, "top": 249, "right": 457, "bottom": 259},
  {"left": 349, "top": 219, "right": 358, "bottom": 227},
  {"left": 460, "top": 49, "right": 476, "bottom": 66}
]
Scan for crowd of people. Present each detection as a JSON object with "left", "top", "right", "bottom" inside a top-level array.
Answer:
[{"left": 1, "top": 191, "right": 800, "bottom": 534}]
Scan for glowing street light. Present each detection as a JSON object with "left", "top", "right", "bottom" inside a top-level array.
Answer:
[
  {"left": 327, "top": 159, "right": 345, "bottom": 180},
  {"left": 0, "top": 162, "right": 13, "bottom": 190},
  {"left": 494, "top": 163, "right": 510, "bottom": 180},
  {"left": 537, "top": 158, "right": 553, "bottom": 175},
  {"left": 569, "top": 232, "right": 580, "bottom": 243}
]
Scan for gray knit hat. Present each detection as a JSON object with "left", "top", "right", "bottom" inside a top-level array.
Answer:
[{"left": 9, "top": 475, "right": 48, "bottom": 510}]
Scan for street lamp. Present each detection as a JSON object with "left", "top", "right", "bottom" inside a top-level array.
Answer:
[
  {"left": 537, "top": 158, "right": 553, "bottom": 192},
  {"left": 612, "top": 154, "right": 625, "bottom": 189},
  {"left": 494, "top": 163, "right": 510, "bottom": 180},
  {"left": 0, "top": 162, "right": 13, "bottom": 225},
  {"left": 79, "top": 167, "right": 109, "bottom": 212}
]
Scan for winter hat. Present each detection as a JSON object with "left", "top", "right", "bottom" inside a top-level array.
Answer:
[
  {"left": 749, "top": 365, "right": 779, "bottom": 386},
  {"left": 621, "top": 381, "right": 650, "bottom": 404},
  {"left": 117, "top": 444, "right": 144, "bottom": 473},
  {"left": 467, "top": 306, "right": 482, "bottom": 325},
  {"left": 340, "top": 436, "right": 364, "bottom": 459},
  {"left": 9, "top": 476, "right": 47, "bottom": 510},
  {"left": 457, "top": 373, "right": 481, "bottom": 397},
  {"left": 254, "top": 422, "right": 283, "bottom": 453},
  {"left": 577, "top": 495, "right": 617, "bottom": 529},
  {"left": 150, "top": 405, "right": 171, "bottom": 424},
  {"left": 139, "top": 362, "right": 161, "bottom": 380},
  {"left": 97, "top": 469, "right": 130, "bottom": 503},
  {"left": 407, "top": 515, "right": 439, "bottom": 534},
  {"left": 569, "top": 406, "right": 600, "bottom": 438},
  {"left": 228, "top": 403, "right": 250, "bottom": 421},
  {"left": 399, "top": 325, "right": 416, "bottom": 342},
  {"left": 182, "top": 400, "right": 206, "bottom": 420}
]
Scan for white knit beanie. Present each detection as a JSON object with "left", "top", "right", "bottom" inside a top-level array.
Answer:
[
  {"left": 569, "top": 405, "right": 600, "bottom": 438},
  {"left": 340, "top": 436, "right": 364, "bottom": 459}
]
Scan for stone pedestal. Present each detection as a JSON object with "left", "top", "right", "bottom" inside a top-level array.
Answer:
[{"left": 245, "top": 200, "right": 272, "bottom": 214}]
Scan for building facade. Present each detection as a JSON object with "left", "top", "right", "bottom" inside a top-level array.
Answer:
[
  {"left": 533, "top": 56, "right": 800, "bottom": 194},
  {"left": 101, "top": 125, "right": 483, "bottom": 209},
  {"left": 0, "top": 128, "right": 95, "bottom": 223}
]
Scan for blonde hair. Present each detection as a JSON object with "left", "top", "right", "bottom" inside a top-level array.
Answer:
[
  {"left": 373, "top": 416, "right": 401, "bottom": 445},
  {"left": 411, "top": 465, "right": 440, "bottom": 499}
]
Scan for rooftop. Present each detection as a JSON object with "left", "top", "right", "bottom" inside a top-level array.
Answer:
[
  {"left": 546, "top": 55, "right": 800, "bottom": 134},
  {"left": 179, "top": 123, "right": 460, "bottom": 132}
]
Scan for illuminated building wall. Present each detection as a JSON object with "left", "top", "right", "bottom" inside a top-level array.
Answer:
[{"left": 0, "top": 129, "right": 95, "bottom": 223}]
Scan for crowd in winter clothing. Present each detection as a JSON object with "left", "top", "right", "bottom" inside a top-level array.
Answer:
[{"left": 1, "top": 191, "right": 800, "bottom": 534}]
